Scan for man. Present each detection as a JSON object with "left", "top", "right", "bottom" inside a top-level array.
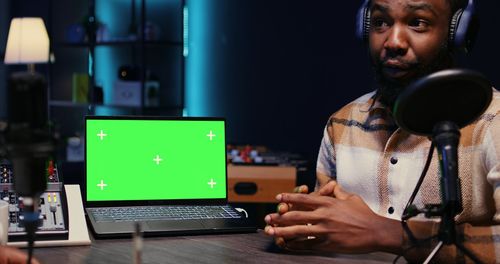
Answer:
[
  {"left": 264, "top": 0, "right": 500, "bottom": 263},
  {"left": 0, "top": 246, "right": 40, "bottom": 264}
]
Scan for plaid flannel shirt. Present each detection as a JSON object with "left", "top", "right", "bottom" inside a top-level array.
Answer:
[{"left": 316, "top": 89, "right": 500, "bottom": 263}]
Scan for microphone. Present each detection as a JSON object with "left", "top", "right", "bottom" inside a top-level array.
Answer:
[
  {"left": 393, "top": 69, "right": 492, "bottom": 262},
  {"left": 4, "top": 82, "right": 53, "bottom": 199},
  {"left": 0, "top": 74, "right": 55, "bottom": 263},
  {"left": 7, "top": 139, "right": 52, "bottom": 198},
  {"left": 392, "top": 68, "right": 492, "bottom": 136}
]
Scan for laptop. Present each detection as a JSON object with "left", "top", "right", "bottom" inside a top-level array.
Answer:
[{"left": 84, "top": 116, "right": 256, "bottom": 238}]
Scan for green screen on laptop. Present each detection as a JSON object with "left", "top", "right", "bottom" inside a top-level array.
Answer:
[{"left": 86, "top": 117, "right": 227, "bottom": 202}]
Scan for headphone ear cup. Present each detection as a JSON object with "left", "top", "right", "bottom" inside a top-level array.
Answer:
[
  {"left": 356, "top": 0, "right": 371, "bottom": 41},
  {"left": 363, "top": 8, "right": 371, "bottom": 41},
  {"left": 449, "top": 3, "right": 479, "bottom": 53},
  {"left": 448, "top": 9, "right": 463, "bottom": 49}
]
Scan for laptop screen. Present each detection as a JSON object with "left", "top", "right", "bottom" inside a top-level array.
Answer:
[{"left": 85, "top": 116, "right": 227, "bottom": 202}]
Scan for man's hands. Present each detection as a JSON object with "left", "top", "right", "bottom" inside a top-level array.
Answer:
[
  {"left": 276, "top": 185, "right": 309, "bottom": 214},
  {"left": 0, "top": 246, "right": 40, "bottom": 264},
  {"left": 264, "top": 181, "right": 403, "bottom": 254}
]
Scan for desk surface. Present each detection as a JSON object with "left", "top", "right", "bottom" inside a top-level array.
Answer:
[{"left": 31, "top": 230, "right": 397, "bottom": 264}]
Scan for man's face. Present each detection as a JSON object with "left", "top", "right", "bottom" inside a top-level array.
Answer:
[{"left": 368, "top": 0, "right": 452, "bottom": 108}]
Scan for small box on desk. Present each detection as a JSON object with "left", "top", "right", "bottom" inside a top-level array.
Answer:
[{"left": 227, "top": 164, "right": 296, "bottom": 203}]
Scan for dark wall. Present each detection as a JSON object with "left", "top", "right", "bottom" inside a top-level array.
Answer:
[
  {"left": 2, "top": 0, "right": 500, "bottom": 166},
  {"left": 0, "top": 1, "right": 10, "bottom": 119},
  {"left": 186, "top": 0, "right": 500, "bottom": 163},
  {"left": 187, "top": 0, "right": 373, "bottom": 162}
]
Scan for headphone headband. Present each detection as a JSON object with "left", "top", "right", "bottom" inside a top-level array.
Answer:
[{"left": 356, "top": 0, "right": 478, "bottom": 53}]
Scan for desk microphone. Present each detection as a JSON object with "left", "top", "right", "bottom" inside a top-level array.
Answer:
[
  {"left": 393, "top": 68, "right": 492, "bottom": 264},
  {"left": 0, "top": 75, "right": 55, "bottom": 264},
  {"left": 5, "top": 132, "right": 52, "bottom": 198}
]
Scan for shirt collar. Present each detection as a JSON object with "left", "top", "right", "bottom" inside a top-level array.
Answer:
[
  {"left": 360, "top": 91, "right": 387, "bottom": 113},
  {"left": 359, "top": 91, "right": 398, "bottom": 131}
]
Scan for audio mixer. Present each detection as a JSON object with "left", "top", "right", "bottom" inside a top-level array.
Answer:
[{"left": 1, "top": 159, "right": 69, "bottom": 242}]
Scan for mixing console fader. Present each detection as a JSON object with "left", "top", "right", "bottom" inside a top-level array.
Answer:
[{"left": 1, "top": 160, "right": 69, "bottom": 242}]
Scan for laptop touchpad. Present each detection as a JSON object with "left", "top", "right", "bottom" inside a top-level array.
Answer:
[{"left": 146, "top": 220, "right": 204, "bottom": 231}]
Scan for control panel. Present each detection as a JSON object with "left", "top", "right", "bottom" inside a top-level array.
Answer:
[{"left": 1, "top": 160, "right": 69, "bottom": 242}]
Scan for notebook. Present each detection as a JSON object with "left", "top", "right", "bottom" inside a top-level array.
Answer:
[{"left": 84, "top": 116, "right": 256, "bottom": 238}]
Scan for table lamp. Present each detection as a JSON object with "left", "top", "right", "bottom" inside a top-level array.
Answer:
[{"left": 3, "top": 17, "right": 50, "bottom": 129}]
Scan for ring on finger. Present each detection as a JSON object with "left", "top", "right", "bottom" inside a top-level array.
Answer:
[{"left": 306, "top": 223, "right": 316, "bottom": 240}]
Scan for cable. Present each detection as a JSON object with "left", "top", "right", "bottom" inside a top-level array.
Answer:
[
  {"left": 393, "top": 141, "right": 435, "bottom": 263},
  {"left": 392, "top": 235, "right": 438, "bottom": 264},
  {"left": 235, "top": 208, "right": 248, "bottom": 218},
  {"left": 402, "top": 141, "right": 435, "bottom": 220},
  {"left": 23, "top": 208, "right": 38, "bottom": 264},
  {"left": 27, "top": 237, "right": 34, "bottom": 264}
]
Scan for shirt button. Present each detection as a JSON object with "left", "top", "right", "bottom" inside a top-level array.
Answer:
[
  {"left": 388, "top": 206, "right": 395, "bottom": 214},
  {"left": 390, "top": 157, "right": 398, "bottom": 165}
]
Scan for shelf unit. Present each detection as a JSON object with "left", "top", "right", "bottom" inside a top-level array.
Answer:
[
  {"left": 55, "top": 40, "right": 183, "bottom": 47},
  {"left": 48, "top": 0, "right": 186, "bottom": 136}
]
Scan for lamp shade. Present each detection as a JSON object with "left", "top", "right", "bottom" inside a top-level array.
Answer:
[{"left": 4, "top": 17, "right": 50, "bottom": 64}]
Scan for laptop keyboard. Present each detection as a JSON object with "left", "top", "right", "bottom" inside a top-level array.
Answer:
[{"left": 89, "top": 205, "right": 242, "bottom": 222}]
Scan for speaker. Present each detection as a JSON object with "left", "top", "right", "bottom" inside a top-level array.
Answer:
[{"left": 355, "top": 0, "right": 478, "bottom": 53}]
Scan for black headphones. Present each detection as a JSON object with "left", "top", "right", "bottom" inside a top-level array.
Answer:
[{"left": 355, "top": 0, "right": 479, "bottom": 53}]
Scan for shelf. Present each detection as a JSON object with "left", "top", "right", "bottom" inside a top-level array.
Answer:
[
  {"left": 49, "top": 100, "right": 183, "bottom": 110},
  {"left": 56, "top": 40, "right": 182, "bottom": 48},
  {"left": 49, "top": 100, "right": 92, "bottom": 108},
  {"left": 47, "top": 0, "right": 186, "bottom": 139}
]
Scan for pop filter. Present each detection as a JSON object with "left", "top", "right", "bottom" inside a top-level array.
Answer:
[{"left": 393, "top": 69, "right": 492, "bottom": 136}]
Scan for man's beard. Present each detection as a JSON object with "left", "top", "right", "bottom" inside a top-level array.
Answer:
[{"left": 373, "top": 43, "right": 452, "bottom": 110}]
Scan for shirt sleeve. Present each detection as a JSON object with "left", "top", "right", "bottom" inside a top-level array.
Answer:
[
  {"left": 315, "top": 124, "right": 336, "bottom": 190},
  {"left": 486, "top": 113, "right": 500, "bottom": 222}
]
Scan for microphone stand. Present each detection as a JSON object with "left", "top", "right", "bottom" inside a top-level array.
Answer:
[
  {"left": 421, "top": 121, "right": 481, "bottom": 264},
  {"left": 394, "top": 68, "right": 492, "bottom": 263}
]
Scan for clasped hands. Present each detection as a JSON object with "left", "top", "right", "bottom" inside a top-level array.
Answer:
[{"left": 264, "top": 180, "right": 392, "bottom": 254}]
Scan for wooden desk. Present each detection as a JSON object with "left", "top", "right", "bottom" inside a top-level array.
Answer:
[{"left": 30, "top": 230, "right": 397, "bottom": 264}]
